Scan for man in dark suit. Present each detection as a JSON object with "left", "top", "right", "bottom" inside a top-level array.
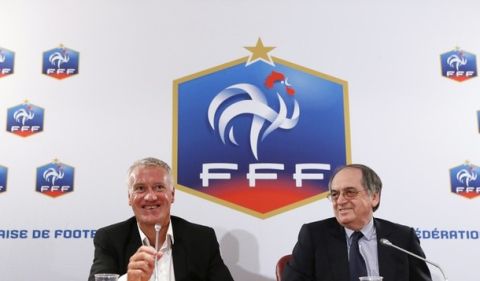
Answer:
[
  {"left": 88, "top": 157, "right": 234, "bottom": 281},
  {"left": 283, "top": 164, "right": 432, "bottom": 281}
]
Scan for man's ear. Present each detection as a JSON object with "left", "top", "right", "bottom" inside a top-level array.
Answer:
[{"left": 371, "top": 192, "right": 380, "bottom": 208}]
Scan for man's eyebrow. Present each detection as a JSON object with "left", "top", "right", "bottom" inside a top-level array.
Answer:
[{"left": 331, "top": 186, "right": 358, "bottom": 190}]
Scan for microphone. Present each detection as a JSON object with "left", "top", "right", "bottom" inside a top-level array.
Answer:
[
  {"left": 154, "top": 224, "right": 161, "bottom": 281},
  {"left": 380, "top": 238, "right": 448, "bottom": 281}
]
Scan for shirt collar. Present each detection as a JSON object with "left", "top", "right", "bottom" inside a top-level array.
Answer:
[
  {"left": 344, "top": 217, "right": 375, "bottom": 241},
  {"left": 137, "top": 221, "right": 175, "bottom": 247}
]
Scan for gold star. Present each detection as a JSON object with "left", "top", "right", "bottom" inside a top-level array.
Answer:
[{"left": 244, "top": 38, "right": 275, "bottom": 66}]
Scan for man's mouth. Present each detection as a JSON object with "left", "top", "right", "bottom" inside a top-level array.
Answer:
[{"left": 143, "top": 205, "right": 160, "bottom": 210}]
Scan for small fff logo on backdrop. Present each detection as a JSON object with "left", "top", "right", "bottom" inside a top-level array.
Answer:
[
  {"left": 0, "top": 47, "right": 14, "bottom": 78},
  {"left": 36, "top": 160, "right": 74, "bottom": 198},
  {"left": 450, "top": 162, "right": 480, "bottom": 199},
  {"left": 174, "top": 39, "right": 351, "bottom": 218},
  {"left": 477, "top": 110, "right": 480, "bottom": 133},
  {"left": 440, "top": 48, "right": 477, "bottom": 82},
  {"left": 6, "top": 101, "right": 44, "bottom": 137},
  {"left": 0, "top": 165, "right": 7, "bottom": 193},
  {"left": 42, "top": 45, "right": 79, "bottom": 79}
]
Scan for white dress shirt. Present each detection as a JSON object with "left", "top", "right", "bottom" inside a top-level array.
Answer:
[{"left": 118, "top": 223, "right": 175, "bottom": 281}]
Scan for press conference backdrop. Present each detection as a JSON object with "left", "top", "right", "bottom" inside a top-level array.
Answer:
[{"left": 1, "top": 0, "right": 479, "bottom": 280}]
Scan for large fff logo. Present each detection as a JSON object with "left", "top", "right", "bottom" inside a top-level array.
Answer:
[
  {"left": 440, "top": 48, "right": 477, "bottom": 82},
  {"left": 0, "top": 47, "right": 14, "bottom": 78},
  {"left": 450, "top": 162, "right": 480, "bottom": 199},
  {"left": 42, "top": 45, "right": 79, "bottom": 79},
  {"left": 6, "top": 101, "right": 44, "bottom": 137},
  {"left": 0, "top": 165, "right": 7, "bottom": 193},
  {"left": 36, "top": 160, "right": 74, "bottom": 198},
  {"left": 174, "top": 39, "right": 351, "bottom": 218}
]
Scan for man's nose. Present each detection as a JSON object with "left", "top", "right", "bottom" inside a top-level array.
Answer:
[{"left": 144, "top": 189, "right": 158, "bottom": 200}]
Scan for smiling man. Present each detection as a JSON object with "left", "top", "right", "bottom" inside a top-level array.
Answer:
[
  {"left": 283, "top": 164, "right": 432, "bottom": 281},
  {"left": 88, "top": 157, "right": 234, "bottom": 281}
]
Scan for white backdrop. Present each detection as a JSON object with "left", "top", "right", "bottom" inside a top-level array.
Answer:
[{"left": 0, "top": 0, "right": 479, "bottom": 280}]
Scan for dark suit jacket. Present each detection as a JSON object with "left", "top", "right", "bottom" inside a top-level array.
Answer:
[
  {"left": 88, "top": 216, "right": 234, "bottom": 281},
  {"left": 283, "top": 217, "right": 432, "bottom": 281}
]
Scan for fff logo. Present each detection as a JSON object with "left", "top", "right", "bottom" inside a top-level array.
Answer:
[
  {"left": 6, "top": 101, "right": 44, "bottom": 137},
  {"left": 0, "top": 165, "right": 7, "bottom": 193},
  {"left": 440, "top": 48, "right": 477, "bottom": 82},
  {"left": 42, "top": 45, "right": 79, "bottom": 79},
  {"left": 477, "top": 110, "right": 479, "bottom": 134},
  {"left": 450, "top": 162, "right": 480, "bottom": 199},
  {"left": 0, "top": 47, "right": 14, "bottom": 78},
  {"left": 174, "top": 39, "right": 350, "bottom": 218},
  {"left": 36, "top": 160, "right": 74, "bottom": 198}
]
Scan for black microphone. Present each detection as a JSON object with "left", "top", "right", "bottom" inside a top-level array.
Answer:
[{"left": 380, "top": 238, "right": 448, "bottom": 281}]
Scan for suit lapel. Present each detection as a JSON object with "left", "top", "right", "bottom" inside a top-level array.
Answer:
[
  {"left": 124, "top": 218, "right": 142, "bottom": 272},
  {"left": 327, "top": 222, "right": 350, "bottom": 281},
  {"left": 171, "top": 217, "right": 188, "bottom": 281},
  {"left": 375, "top": 219, "right": 395, "bottom": 281}
]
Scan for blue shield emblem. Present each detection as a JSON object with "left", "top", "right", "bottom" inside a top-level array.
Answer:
[
  {"left": 0, "top": 165, "right": 7, "bottom": 193},
  {"left": 174, "top": 40, "right": 350, "bottom": 218},
  {"left": 42, "top": 45, "right": 79, "bottom": 79},
  {"left": 36, "top": 160, "right": 75, "bottom": 198},
  {"left": 477, "top": 110, "right": 480, "bottom": 133},
  {"left": 0, "top": 47, "right": 14, "bottom": 78},
  {"left": 440, "top": 48, "right": 477, "bottom": 82},
  {"left": 7, "top": 102, "right": 44, "bottom": 137},
  {"left": 450, "top": 162, "right": 480, "bottom": 199}
]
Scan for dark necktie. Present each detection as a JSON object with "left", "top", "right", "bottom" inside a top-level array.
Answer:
[{"left": 349, "top": 231, "right": 367, "bottom": 281}]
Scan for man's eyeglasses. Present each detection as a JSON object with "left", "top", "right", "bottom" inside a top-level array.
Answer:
[{"left": 327, "top": 188, "right": 366, "bottom": 201}]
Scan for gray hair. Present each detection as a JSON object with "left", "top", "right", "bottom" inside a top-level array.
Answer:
[
  {"left": 127, "top": 157, "right": 173, "bottom": 192},
  {"left": 328, "top": 164, "right": 382, "bottom": 212}
]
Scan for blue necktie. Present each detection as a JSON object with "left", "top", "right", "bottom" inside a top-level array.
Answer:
[{"left": 349, "top": 231, "right": 367, "bottom": 281}]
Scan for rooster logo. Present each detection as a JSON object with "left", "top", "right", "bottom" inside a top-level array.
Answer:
[
  {"left": 447, "top": 54, "right": 467, "bottom": 71},
  {"left": 13, "top": 108, "right": 35, "bottom": 125},
  {"left": 43, "top": 167, "right": 64, "bottom": 186},
  {"left": 49, "top": 50, "right": 70, "bottom": 68},
  {"left": 208, "top": 71, "right": 300, "bottom": 160},
  {"left": 457, "top": 168, "right": 477, "bottom": 187}
]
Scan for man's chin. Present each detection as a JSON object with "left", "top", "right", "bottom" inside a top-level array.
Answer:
[
  {"left": 336, "top": 214, "right": 353, "bottom": 226},
  {"left": 140, "top": 215, "right": 170, "bottom": 225},
  {"left": 138, "top": 216, "right": 162, "bottom": 225}
]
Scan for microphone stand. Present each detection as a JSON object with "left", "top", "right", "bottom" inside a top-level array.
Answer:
[
  {"left": 380, "top": 238, "right": 448, "bottom": 281},
  {"left": 154, "top": 224, "right": 161, "bottom": 281}
]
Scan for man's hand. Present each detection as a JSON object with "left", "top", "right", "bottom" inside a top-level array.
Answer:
[{"left": 127, "top": 246, "right": 162, "bottom": 281}]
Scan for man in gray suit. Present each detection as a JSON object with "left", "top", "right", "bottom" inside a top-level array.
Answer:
[
  {"left": 88, "top": 157, "right": 234, "bottom": 281},
  {"left": 283, "top": 164, "right": 431, "bottom": 281}
]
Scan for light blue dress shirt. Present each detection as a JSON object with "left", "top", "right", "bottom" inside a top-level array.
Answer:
[{"left": 345, "top": 218, "right": 380, "bottom": 277}]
